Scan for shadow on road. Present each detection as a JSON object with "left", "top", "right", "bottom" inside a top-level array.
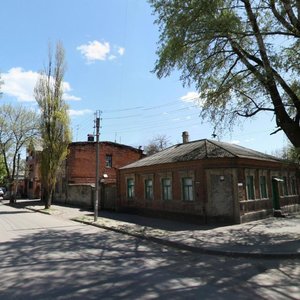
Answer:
[
  {"left": 5, "top": 199, "right": 218, "bottom": 231},
  {"left": 0, "top": 223, "right": 298, "bottom": 299}
]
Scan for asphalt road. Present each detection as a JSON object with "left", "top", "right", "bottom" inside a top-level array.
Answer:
[{"left": 0, "top": 203, "right": 299, "bottom": 300}]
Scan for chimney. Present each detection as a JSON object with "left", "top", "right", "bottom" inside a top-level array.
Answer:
[
  {"left": 182, "top": 131, "right": 189, "bottom": 144},
  {"left": 87, "top": 134, "right": 94, "bottom": 142}
]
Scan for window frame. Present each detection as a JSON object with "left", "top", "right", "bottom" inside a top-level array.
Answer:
[
  {"left": 182, "top": 177, "right": 194, "bottom": 201},
  {"left": 145, "top": 179, "right": 153, "bottom": 200},
  {"left": 259, "top": 175, "right": 268, "bottom": 199},
  {"left": 291, "top": 177, "right": 297, "bottom": 195},
  {"left": 127, "top": 178, "right": 135, "bottom": 199},
  {"left": 246, "top": 175, "right": 255, "bottom": 200},
  {"left": 105, "top": 154, "right": 112, "bottom": 168},
  {"left": 162, "top": 178, "right": 172, "bottom": 201},
  {"left": 283, "top": 176, "right": 289, "bottom": 196}
]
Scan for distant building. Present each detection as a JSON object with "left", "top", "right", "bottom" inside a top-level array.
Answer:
[
  {"left": 118, "top": 132, "right": 300, "bottom": 224},
  {"left": 26, "top": 139, "right": 145, "bottom": 209},
  {"left": 25, "top": 146, "right": 42, "bottom": 199}
]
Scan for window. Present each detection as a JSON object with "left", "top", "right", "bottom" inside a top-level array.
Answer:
[
  {"left": 246, "top": 175, "right": 255, "bottom": 199},
  {"left": 127, "top": 178, "right": 134, "bottom": 198},
  {"left": 283, "top": 176, "right": 289, "bottom": 195},
  {"left": 105, "top": 154, "right": 112, "bottom": 168},
  {"left": 259, "top": 176, "right": 268, "bottom": 198},
  {"left": 291, "top": 177, "right": 297, "bottom": 195},
  {"left": 182, "top": 177, "right": 193, "bottom": 201},
  {"left": 145, "top": 179, "right": 153, "bottom": 200},
  {"left": 162, "top": 178, "right": 172, "bottom": 200}
]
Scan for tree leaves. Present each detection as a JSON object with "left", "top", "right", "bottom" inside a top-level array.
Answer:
[
  {"left": 0, "top": 104, "right": 39, "bottom": 191},
  {"left": 149, "top": 0, "right": 300, "bottom": 147},
  {"left": 34, "top": 42, "right": 71, "bottom": 208}
]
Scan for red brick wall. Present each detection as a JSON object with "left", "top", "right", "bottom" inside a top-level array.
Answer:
[
  {"left": 66, "top": 142, "right": 143, "bottom": 185},
  {"left": 26, "top": 150, "right": 42, "bottom": 198},
  {"left": 118, "top": 160, "right": 207, "bottom": 216},
  {"left": 118, "top": 157, "right": 300, "bottom": 221}
]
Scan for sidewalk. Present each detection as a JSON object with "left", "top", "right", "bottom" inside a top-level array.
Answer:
[{"left": 6, "top": 199, "right": 300, "bottom": 258}]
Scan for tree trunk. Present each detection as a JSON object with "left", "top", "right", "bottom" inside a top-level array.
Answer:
[
  {"left": 44, "top": 188, "right": 52, "bottom": 209},
  {"left": 9, "top": 179, "right": 16, "bottom": 205},
  {"left": 281, "top": 121, "right": 300, "bottom": 149}
]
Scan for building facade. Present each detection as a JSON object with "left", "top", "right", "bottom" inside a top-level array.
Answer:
[
  {"left": 25, "top": 147, "right": 42, "bottom": 199},
  {"left": 118, "top": 133, "right": 300, "bottom": 224},
  {"left": 54, "top": 141, "right": 144, "bottom": 209}
]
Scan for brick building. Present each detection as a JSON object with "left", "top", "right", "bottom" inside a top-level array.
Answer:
[
  {"left": 66, "top": 141, "right": 143, "bottom": 185},
  {"left": 25, "top": 146, "right": 42, "bottom": 199},
  {"left": 118, "top": 132, "right": 300, "bottom": 224},
  {"left": 54, "top": 141, "right": 144, "bottom": 208}
]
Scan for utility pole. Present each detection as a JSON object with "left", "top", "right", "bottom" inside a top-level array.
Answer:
[{"left": 94, "top": 111, "right": 101, "bottom": 221}]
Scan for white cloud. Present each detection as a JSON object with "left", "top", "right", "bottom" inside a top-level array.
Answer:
[
  {"left": 77, "top": 40, "right": 125, "bottom": 63},
  {"left": 180, "top": 91, "right": 206, "bottom": 107},
  {"left": 2, "top": 67, "right": 80, "bottom": 102},
  {"left": 63, "top": 94, "right": 81, "bottom": 101},
  {"left": 2, "top": 67, "right": 38, "bottom": 102},
  {"left": 108, "top": 55, "right": 117, "bottom": 60},
  {"left": 77, "top": 40, "right": 110, "bottom": 62},
  {"left": 68, "top": 109, "right": 93, "bottom": 116},
  {"left": 180, "top": 91, "right": 200, "bottom": 102},
  {"left": 62, "top": 82, "right": 81, "bottom": 101},
  {"left": 118, "top": 47, "right": 125, "bottom": 56}
]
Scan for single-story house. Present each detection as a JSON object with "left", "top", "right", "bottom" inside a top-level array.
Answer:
[{"left": 118, "top": 132, "right": 300, "bottom": 224}]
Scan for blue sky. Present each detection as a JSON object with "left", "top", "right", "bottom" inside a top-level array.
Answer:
[{"left": 0, "top": 0, "right": 288, "bottom": 154}]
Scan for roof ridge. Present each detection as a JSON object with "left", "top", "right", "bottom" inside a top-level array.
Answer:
[
  {"left": 204, "top": 139, "right": 208, "bottom": 158},
  {"left": 207, "top": 139, "right": 238, "bottom": 157}
]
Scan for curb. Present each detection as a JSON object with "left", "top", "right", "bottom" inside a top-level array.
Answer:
[
  {"left": 72, "top": 218, "right": 300, "bottom": 259},
  {"left": 25, "top": 207, "right": 53, "bottom": 216},
  {"left": 22, "top": 205, "right": 300, "bottom": 259}
]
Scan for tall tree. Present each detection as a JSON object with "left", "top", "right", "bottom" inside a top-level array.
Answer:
[
  {"left": 34, "top": 42, "right": 71, "bottom": 209},
  {"left": 0, "top": 104, "right": 39, "bottom": 202},
  {"left": 149, "top": 0, "right": 300, "bottom": 149}
]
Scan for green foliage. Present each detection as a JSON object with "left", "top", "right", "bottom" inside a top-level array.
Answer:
[
  {"left": 0, "top": 104, "right": 39, "bottom": 198},
  {"left": 0, "top": 154, "right": 7, "bottom": 184},
  {"left": 34, "top": 41, "right": 71, "bottom": 208},
  {"left": 286, "top": 146, "right": 300, "bottom": 163},
  {"left": 272, "top": 144, "right": 300, "bottom": 163},
  {"left": 149, "top": 0, "right": 300, "bottom": 147}
]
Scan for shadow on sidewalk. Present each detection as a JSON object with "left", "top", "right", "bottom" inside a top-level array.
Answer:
[{"left": 5, "top": 199, "right": 218, "bottom": 232}]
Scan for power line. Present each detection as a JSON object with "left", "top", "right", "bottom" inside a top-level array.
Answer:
[{"left": 102, "top": 100, "right": 197, "bottom": 115}]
